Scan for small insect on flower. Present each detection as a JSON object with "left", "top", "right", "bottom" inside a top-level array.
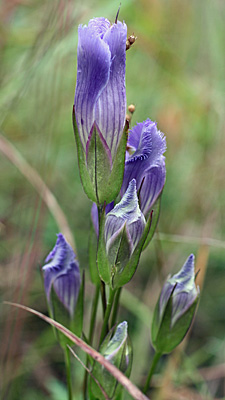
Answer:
[{"left": 126, "top": 34, "right": 137, "bottom": 50}]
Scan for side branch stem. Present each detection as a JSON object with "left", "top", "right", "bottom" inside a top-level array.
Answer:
[
  {"left": 99, "top": 288, "right": 116, "bottom": 347},
  {"left": 143, "top": 351, "right": 161, "bottom": 394},
  {"left": 64, "top": 346, "right": 73, "bottom": 400},
  {"left": 110, "top": 288, "right": 122, "bottom": 329}
]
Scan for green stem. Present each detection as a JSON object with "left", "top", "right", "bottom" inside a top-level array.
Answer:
[
  {"left": 110, "top": 288, "right": 121, "bottom": 329},
  {"left": 64, "top": 346, "right": 73, "bottom": 400},
  {"left": 143, "top": 351, "right": 161, "bottom": 394},
  {"left": 100, "top": 280, "right": 107, "bottom": 316},
  {"left": 99, "top": 288, "right": 116, "bottom": 347},
  {"left": 83, "top": 285, "right": 100, "bottom": 400},
  {"left": 89, "top": 285, "right": 100, "bottom": 344}
]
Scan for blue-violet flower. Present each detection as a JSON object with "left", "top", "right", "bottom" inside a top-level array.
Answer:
[
  {"left": 74, "top": 17, "right": 127, "bottom": 159},
  {"left": 121, "top": 119, "right": 166, "bottom": 216}
]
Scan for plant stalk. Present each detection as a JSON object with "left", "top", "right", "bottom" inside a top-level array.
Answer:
[
  {"left": 64, "top": 346, "right": 73, "bottom": 400},
  {"left": 110, "top": 288, "right": 121, "bottom": 329},
  {"left": 143, "top": 351, "right": 161, "bottom": 394},
  {"left": 83, "top": 285, "right": 100, "bottom": 399},
  {"left": 99, "top": 288, "right": 116, "bottom": 346}
]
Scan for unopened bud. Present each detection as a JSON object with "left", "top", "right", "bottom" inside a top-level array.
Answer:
[
  {"left": 89, "top": 321, "right": 132, "bottom": 399},
  {"left": 151, "top": 254, "right": 200, "bottom": 354}
]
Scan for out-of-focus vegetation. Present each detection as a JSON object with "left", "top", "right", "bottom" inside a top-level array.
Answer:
[{"left": 0, "top": 0, "right": 224, "bottom": 399}]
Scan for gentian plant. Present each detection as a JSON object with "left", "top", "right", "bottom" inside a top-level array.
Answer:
[{"left": 39, "top": 13, "right": 200, "bottom": 400}]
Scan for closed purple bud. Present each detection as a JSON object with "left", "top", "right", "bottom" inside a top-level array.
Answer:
[
  {"left": 104, "top": 179, "right": 146, "bottom": 264},
  {"left": 42, "top": 234, "right": 81, "bottom": 318},
  {"left": 121, "top": 119, "right": 166, "bottom": 216},
  {"left": 74, "top": 17, "right": 127, "bottom": 161},
  {"left": 159, "top": 254, "right": 199, "bottom": 327},
  {"left": 151, "top": 254, "right": 200, "bottom": 354}
]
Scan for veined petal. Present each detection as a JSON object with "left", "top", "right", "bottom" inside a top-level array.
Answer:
[
  {"left": 139, "top": 157, "right": 166, "bottom": 215},
  {"left": 122, "top": 120, "right": 166, "bottom": 208},
  {"left": 127, "top": 119, "right": 166, "bottom": 164},
  {"left": 74, "top": 22, "right": 111, "bottom": 151},
  {"left": 53, "top": 267, "right": 81, "bottom": 317},
  {"left": 95, "top": 21, "right": 127, "bottom": 159},
  {"left": 88, "top": 17, "right": 110, "bottom": 38}
]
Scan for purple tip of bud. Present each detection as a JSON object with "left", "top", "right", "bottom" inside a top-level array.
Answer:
[
  {"left": 159, "top": 254, "right": 199, "bottom": 327},
  {"left": 42, "top": 233, "right": 81, "bottom": 318}
]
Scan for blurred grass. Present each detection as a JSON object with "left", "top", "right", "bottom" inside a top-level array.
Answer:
[{"left": 0, "top": 0, "right": 225, "bottom": 399}]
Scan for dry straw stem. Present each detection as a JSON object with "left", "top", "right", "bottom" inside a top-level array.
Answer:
[
  {"left": 4, "top": 302, "right": 150, "bottom": 400},
  {"left": 0, "top": 133, "right": 75, "bottom": 249}
]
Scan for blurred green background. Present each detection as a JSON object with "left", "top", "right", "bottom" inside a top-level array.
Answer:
[{"left": 0, "top": 0, "right": 224, "bottom": 399}]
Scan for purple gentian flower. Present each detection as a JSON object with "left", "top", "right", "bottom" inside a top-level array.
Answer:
[
  {"left": 42, "top": 234, "right": 81, "bottom": 318},
  {"left": 74, "top": 17, "right": 127, "bottom": 162},
  {"left": 104, "top": 179, "right": 146, "bottom": 262},
  {"left": 159, "top": 254, "right": 199, "bottom": 327},
  {"left": 121, "top": 119, "right": 166, "bottom": 216}
]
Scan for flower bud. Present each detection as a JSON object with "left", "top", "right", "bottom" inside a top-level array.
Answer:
[
  {"left": 151, "top": 254, "right": 200, "bottom": 354},
  {"left": 104, "top": 179, "right": 146, "bottom": 273},
  {"left": 73, "top": 17, "right": 128, "bottom": 204},
  {"left": 42, "top": 234, "right": 81, "bottom": 319},
  {"left": 89, "top": 321, "right": 132, "bottom": 399}
]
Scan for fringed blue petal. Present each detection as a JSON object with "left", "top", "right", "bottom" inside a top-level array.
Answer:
[{"left": 122, "top": 119, "right": 166, "bottom": 215}]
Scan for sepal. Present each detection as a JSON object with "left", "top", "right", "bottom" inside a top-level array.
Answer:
[
  {"left": 86, "top": 124, "right": 112, "bottom": 204},
  {"left": 142, "top": 195, "right": 161, "bottom": 251},
  {"left": 111, "top": 210, "right": 153, "bottom": 289},
  {"left": 151, "top": 294, "right": 199, "bottom": 354},
  {"left": 70, "top": 270, "right": 85, "bottom": 338},
  {"left": 73, "top": 106, "right": 97, "bottom": 202},
  {"left": 97, "top": 205, "right": 111, "bottom": 284}
]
